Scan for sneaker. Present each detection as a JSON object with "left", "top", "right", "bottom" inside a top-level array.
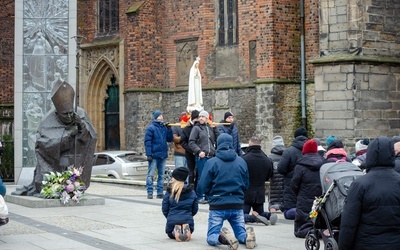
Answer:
[
  {"left": 182, "top": 223, "right": 192, "bottom": 241},
  {"left": 252, "top": 212, "right": 269, "bottom": 226},
  {"left": 219, "top": 227, "right": 239, "bottom": 250},
  {"left": 245, "top": 227, "right": 257, "bottom": 249},
  {"left": 156, "top": 194, "right": 164, "bottom": 199},
  {"left": 147, "top": 194, "right": 153, "bottom": 199},
  {"left": 269, "top": 213, "right": 278, "bottom": 225}
]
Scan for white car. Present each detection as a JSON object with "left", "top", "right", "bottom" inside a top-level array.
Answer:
[{"left": 92, "top": 151, "right": 148, "bottom": 179}]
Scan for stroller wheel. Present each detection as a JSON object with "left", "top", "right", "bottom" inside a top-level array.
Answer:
[
  {"left": 305, "top": 234, "right": 320, "bottom": 250},
  {"left": 324, "top": 238, "right": 338, "bottom": 250}
]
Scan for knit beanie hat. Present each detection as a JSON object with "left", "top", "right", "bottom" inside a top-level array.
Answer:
[
  {"left": 272, "top": 136, "right": 285, "bottom": 147},
  {"left": 355, "top": 138, "right": 369, "bottom": 153},
  {"left": 302, "top": 139, "right": 318, "bottom": 154},
  {"left": 172, "top": 167, "right": 189, "bottom": 182},
  {"left": 224, "top": 111, "right": 234, "bottom": 120},
  {"left": 190, "top": 110, "right": 200, "bottom": 120},
  {"left": 393, "top": 136, "right": 400, "bottom": 144},
  {"left": 294, "top": 127, "right": 308, "bottom": 138},
  {"left": 153, "top": 110, "right": 162, "bottom": 120},
  {"left": 326, "top": 136, "right": 337, "bottom": 147},
  {"left": 199, "top": 110, "right": 209, "bottom": 118}
]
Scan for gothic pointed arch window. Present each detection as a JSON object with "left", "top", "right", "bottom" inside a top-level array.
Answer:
[
  {"left": 98, "top": 0, "right": 119, "bottom": 35},
  {"left": 218, "top": 0, "right": 238, "bottom": 46}
]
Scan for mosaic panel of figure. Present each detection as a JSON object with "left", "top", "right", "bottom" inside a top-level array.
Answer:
[{"left": 22, "top": 0, "right": 69, "bottom": 168}]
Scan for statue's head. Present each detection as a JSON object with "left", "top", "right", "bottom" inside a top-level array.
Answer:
[{"left": 51, "top": 80, "right": 75, "bottom": 124}]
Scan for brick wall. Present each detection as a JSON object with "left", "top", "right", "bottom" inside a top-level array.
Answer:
[{"left": 0, "top": 0, "right": 15, "bottom": 105}]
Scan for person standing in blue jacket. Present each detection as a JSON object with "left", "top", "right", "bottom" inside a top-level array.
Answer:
[
  {"left": 217, "top": 111, "right": 243, "bottom": 156},
  {"left": 144, "top": 110, "right": 173, "bottom": 199}
]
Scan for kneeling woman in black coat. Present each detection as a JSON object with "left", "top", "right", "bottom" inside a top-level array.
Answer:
[
  {"left": 162, "top": 167, "right": 198, "bottom": 242},
  {"left": 291, "top": 139, "right": 324, "bottom": 238}
]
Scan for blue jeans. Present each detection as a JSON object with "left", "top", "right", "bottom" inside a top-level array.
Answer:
[
  {"left": 195, "top": 156, "right": 209, "bottom": 199},
  {"left": 174, "top": 155, "right": 187, "bottom": 169},
  {"left": 206, "top": 209, "right": 247, "bottom": 246},
  {"left": 146, "top": 158, "right": 166, "bottom": 195},
  {"left": 284, "top": 208, "right": 296, "bottom": 220}
]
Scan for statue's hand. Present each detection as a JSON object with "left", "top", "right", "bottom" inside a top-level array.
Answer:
[
  {"left": 67, "top": 126, "right": 78, "bottom": 137},
  {"left": 73, "top": 112, "right": 85, "bottom": 131}
]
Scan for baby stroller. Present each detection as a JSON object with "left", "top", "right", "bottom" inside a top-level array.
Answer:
[{"left": 305, "top": 162, "right": 363, "bottom": 250}]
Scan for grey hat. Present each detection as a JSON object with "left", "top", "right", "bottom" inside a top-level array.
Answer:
[
  {"left": 272, "top": 136, "right": 284, "bottom": 147},
  {"left": 199, "top": 110, "right": 209, "bottom": 118}
]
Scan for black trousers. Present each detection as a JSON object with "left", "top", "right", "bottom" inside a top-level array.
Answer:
[{"left": 185, "top": 151, "right": 196, "bottom": 186}]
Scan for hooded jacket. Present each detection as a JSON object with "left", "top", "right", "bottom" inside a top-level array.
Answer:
[
  {"left": 162, "top": 184, "right": 198, "bottom": 234},
  {"left": 277, "top": 135, "right": 308, "bottom": 211},
  {"left": 197, "top": 133, "right": 249, "bottom": 210},
  {"left": 324, "top": 140, "right": 351, "bottom": 163},
  {"left": 291, "top": 153, "right": 324, "bottom": 238},
  {"left": 339, "top": 136, "right": 400, "bottom": 250}
]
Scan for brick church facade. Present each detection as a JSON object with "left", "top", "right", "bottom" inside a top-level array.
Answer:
[{"left": 1, "top": 0, "right": 400, "bottom": 161}]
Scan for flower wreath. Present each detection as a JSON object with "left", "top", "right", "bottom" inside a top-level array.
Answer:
[{"left": 41, "top": 166, "right": 86, "bottom": 204}]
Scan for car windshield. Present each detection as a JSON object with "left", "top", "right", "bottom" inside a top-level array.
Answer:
[{"left": 118, "top": 154, "right": 147, "bottom": 163}]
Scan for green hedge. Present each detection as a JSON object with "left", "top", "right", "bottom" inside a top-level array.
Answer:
[{"left": 1, "top": 135, "right": 14, "bottom": 182}]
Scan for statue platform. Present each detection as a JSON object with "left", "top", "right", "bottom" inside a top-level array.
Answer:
[{"left": 5, "top": 186, "right": 105, "bottom": 208}]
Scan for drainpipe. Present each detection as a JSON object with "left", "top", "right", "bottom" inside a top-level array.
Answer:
[{"left": 300, "top": 0, "right": 307, "bottom": 128}]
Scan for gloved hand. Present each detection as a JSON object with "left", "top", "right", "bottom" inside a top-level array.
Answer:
[
  {"left": 164, "top": 122, "right": 170, "bottom": 127},
  {"left": 229, "top": 122, "right": 236, "bottom": 129},
  {"left": 147, "top": 155, "right": 153, "bottom": 162}
]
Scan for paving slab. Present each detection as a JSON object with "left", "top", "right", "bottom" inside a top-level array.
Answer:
[{"left": 0, "top": 181, "right": 314, "bottom": 250}]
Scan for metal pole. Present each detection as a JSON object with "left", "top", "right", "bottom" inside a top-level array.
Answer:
[
  {"left": 300, "top": 0, "right": 307, "bottom": 128},
  {"left": 72, "top": 36, "right": 84, "bottom": 169}
]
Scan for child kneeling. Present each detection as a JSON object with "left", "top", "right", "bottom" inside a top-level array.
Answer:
[{"left": 162, "top": 167, "right": 198, "bottom": 241}]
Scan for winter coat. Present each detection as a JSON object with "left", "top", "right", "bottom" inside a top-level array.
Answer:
[
  {"left": 268, "top": 145, "right": 285, "bottom": 209},
  {"left": 172, "top": 126, "right": 185, "bottom": 156},
  {"left": 339, "top": 136, "right": 400, "bottom": 250},
  {"left": 0, "top": 177, "right": 6, "bottom": 197},
  {"left": 291, "top": 153, "right": 323, "bottom": 238},
  {"left": 217, "top": 121, "right": 242, "bottom": 156},
  {"left": 144, "top": 120, "right": 173, "bottom": 159},
  {"left": 181, "top": 121, "right": 195, "bottom": 155},
  {"left": 324, "top": 148, "right": 350, "bottom": 163},
  {"left": 162, "top": 184, "right": 198, "bottom": 234},
  {"left": 324, "top": 140, "right": 351, "bottom": 163},
  {"left": 197, "top": 133, "right": 249, "bottom": 210},
  {"left": 241, "top": 145, "right": 273, "bottom": 204},
  {"left": 189, "top": 122, "right": 219, "bottom": 157},
  {"left": 395, "top": 153, "right": 400, "bottom": 173},
  {"left": 277, "top": 135, "right": 308, "bottom": 211}
]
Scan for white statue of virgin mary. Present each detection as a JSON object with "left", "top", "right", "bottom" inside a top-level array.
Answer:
[{"left": 187, "top": 57, "right": 203, "bottom": 112}]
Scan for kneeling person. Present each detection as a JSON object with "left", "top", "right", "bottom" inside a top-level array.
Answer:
[{"left": 198, "top": 133, "right": 256, "bottom": 249}]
